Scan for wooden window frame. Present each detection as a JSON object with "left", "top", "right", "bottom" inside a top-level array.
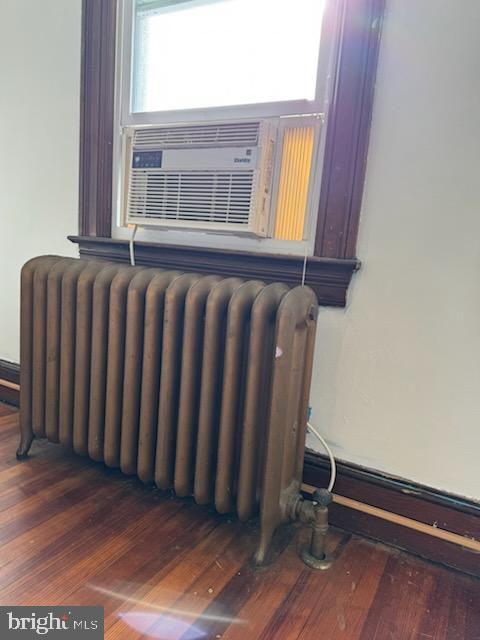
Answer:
[{"left": 71, "top": 0, "right": 385, "bottom": 306}]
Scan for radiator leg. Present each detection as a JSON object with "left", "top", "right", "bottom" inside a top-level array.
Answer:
[
  {"left": 253, "top": 524, "right": 275, "bottom": 565},
  {"left": 298, "top": 489, "right": 333, "bottom": 570},
  {"left": 16, "top": 431, "right": 34, "bottom": 459}
]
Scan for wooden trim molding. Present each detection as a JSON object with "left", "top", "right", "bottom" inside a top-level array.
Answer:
[
  {"left": 0, "top": 360, "right": 20, "bottom": 407},
  {"left": 69, "top": 235, "right": 359, "bottom": 306},
  {"left": 304, "top": 450, "right": 480, "bottom": 577},
  {"left": 315, "top": 0, "right": 385, "bottom": 258},
  {"left": 79, "top": 0, "right": 116, "bottom": 238},
  {"left": 78, "top": 0, "right": 385, "bottom": 300}
]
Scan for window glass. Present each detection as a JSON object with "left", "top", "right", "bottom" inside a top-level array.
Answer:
[{"left": 132, "top": 0, "right": 325, "bottom": 113}]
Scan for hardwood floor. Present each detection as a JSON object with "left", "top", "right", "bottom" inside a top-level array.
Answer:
[{"left": 0, "top": 402, "right": 478, "bottom": 639}]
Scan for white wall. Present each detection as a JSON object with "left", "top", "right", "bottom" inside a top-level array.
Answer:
[
  {"left": 0, "top": 0, "right": 478, "bottom": 500},
  {"left": 308, "top": 0, "right": 480, "bottom": 500},
  {"left": 0, "top": 0, "right": 81, "bottom": 363}
]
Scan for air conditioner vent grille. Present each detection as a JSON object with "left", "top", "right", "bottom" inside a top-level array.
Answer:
[
  {"left": 128, "top": 170, "right": 254, "bottom": 225},
  {"left": 133, "top": 122, "right": 260, "bottom": 148}
]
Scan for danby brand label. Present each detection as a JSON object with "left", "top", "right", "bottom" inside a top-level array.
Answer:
[{"left": 0, "top": 607, "right": 104, "bottom": 638}]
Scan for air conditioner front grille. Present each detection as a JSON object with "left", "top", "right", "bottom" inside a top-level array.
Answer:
[
  {"left": 133, "top": 122, "right": 260, "bottom": 149},
  {"left": 128, "top": 170, "right": 254, "bottom": 225}
]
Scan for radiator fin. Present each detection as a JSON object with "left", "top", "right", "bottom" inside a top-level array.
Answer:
[{"left": 137, "top": 270, "right": 183, "bottom": 484}]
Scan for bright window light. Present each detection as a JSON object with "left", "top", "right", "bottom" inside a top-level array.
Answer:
[{"left": 132, "top": 0, "right": 326, "bottom": 113}]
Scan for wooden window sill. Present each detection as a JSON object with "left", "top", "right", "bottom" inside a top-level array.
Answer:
[{"left": 68, "top": 235, "right": 359, "bottom": 307}]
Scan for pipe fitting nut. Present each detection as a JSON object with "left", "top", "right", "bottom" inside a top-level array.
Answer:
[{"left": 312, "top": 488, "right": 333, "bottom": 508}]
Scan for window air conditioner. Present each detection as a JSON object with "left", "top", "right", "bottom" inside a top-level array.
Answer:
[{"left": 123, "top": 120, "right": 277, "bottom": 236}]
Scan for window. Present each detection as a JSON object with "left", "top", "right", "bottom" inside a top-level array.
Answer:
[
  {"left": 130, "top": 0, "right": 326, "bottom": 116},
  {"left": 77, "top": 0, "right": 384, "bottom": 305},
  {"left": 113, "top": 0, "right": 333, "bottom": 256}
]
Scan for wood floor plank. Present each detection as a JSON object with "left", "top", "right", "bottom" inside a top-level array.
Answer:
[
  {"left": 0, "top": 456, "right": 100, "bottom": 511},
  {"left": 220, "top": 530, "right": 311, "bottom": 640},
  {"left": 463, "top": 580, "right": 480, "bottom": 640},
  {"left": 254, "top": 536, "right": 374, "bottom": 640},
  {"left": 149, "top": 524, "right": 256, "bottom": 640},
  {"left": 296, "top": 541, "right": 391, "bottom": 640},
  {"left": 417, "top": 568, "right": 455, "bottom": 640},
  {"left": 0, "top": 404, "right": 16, "bottom": 418},
  {"left": 1, "top": 497, "right": 184, "bottom": 604},
  {"left": 67, "top": 505, "right": 219, "bottom": 621},
  {"left": 0, "top": 481, "right": 134, "bottom": 587},
  {"left": 359, "top": 552, "right": 438, "bottom": 640},
  {"left": 103, "top": 520, "right": 241, "bottom": 639},
  {"left": 0, "top": 404, "right": 478, "bottom": 640}
]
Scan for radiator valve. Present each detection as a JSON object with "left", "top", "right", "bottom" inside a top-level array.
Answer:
[{"left": 297, "top": 488, "right": 334, "bottom": 570}]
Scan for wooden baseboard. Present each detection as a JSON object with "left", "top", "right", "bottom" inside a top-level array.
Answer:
[
  {"left": 2, "top": 360, "right": 478, "bottom": 575},
  {"left": 0, "top": 359, "right": 19, "bottom": 407},
  {"left": 304, "top": 450, "right": 480, "bottom": 577}
]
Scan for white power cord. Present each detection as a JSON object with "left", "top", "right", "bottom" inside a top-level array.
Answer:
[
  {"left": 301, "top": 250, "right": 308, "bottom": 286},
  {"left": 307, "top": 421, "right": 336, "bottom": 493},
  {"left": 129, "top": 224, "right": 138, "bottom": 266}
]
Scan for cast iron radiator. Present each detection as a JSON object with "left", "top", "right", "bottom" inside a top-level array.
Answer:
[{"left": 18, "top": 256, "right": 318, "bottom": 563}]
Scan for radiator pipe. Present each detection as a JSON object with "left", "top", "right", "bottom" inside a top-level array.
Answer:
[{"left": 296, "top": 488, "right": 334, "bottom": 570}]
